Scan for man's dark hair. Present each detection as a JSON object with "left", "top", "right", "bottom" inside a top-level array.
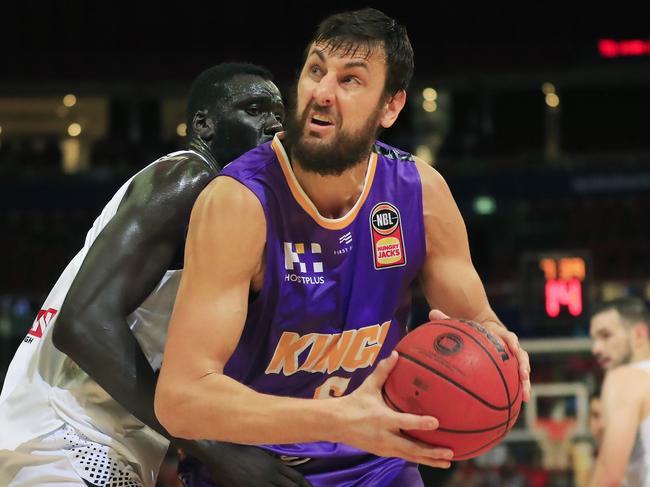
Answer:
[
  {"left": 186, "top": 63, "right": 274, "bottom": 134},
  {"left": 593, "top": 296, "right": 650, "bottom": 328},
  {"left": 305, "top": 8, "right": 414, "bottom": 97}
]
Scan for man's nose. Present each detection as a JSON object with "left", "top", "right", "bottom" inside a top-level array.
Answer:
[
  {"left": 264, "top": 116, "right": 283, "bottom": 136},
  {"left": 312, "top": 73, "right": 336, "bottom": 107},
  {"left": 591, "top": 341, "right": 601, "bottom": 356}
]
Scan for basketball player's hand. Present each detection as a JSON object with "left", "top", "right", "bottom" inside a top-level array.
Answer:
[
  {"left": 428, "top": 309, "right": 531, "bottom": 402},
  {"left": 336, "top": 351, "right": 454, "bottom": 468},
  {"left": 192, "top": 443, "right": 313, "bottom": 487}
]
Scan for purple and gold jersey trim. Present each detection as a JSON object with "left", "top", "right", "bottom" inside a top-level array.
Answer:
[
  {"left": 215, "top": 136, "right": 426, "bottom": 482},
  {"left": 271, "top": 134, "right": 378, "bottom": 230}
]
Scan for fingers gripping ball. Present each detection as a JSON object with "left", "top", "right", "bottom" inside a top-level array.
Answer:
[{"left": 383, "top": 319, "right": 522, "bottom": 460}]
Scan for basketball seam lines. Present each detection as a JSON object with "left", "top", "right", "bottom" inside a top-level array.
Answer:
[
  {"left": 427, "top": 322, "right": 520, "bottom": 408},
  {"left": 437, "top": 405, "right": 522, "bottom": 433},
  {"left": 383, "top": 388, "right": 522, "bottom": 433},
  {"left": 434, "top": 322, "right": 518, "bottom": 403},
  {"left": 388, "top": 321, "right": 523, "bottom": 457},
  {"left": 431, "top": 321, "right": 516, "bottom": 452},
  {"left": 397, "top": 351, "right": 510, "bottom": 411}
]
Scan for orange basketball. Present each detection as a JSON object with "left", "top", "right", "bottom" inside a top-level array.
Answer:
[{"left": 383, "top": 319, "right": 522, "bottom": 460}]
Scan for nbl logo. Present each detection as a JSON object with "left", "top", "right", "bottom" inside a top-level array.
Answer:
[{"left": 284, "top": 242, "right": 325, "bottom": 285}]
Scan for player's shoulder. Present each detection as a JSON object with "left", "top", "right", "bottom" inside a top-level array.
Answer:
[
  {"left": 198, "top": 170, "right": 262, "bottom": 217},
  {"left": 372, "top": 140, "right": 447, "bottom": 191},
  {"left": 123, "top": 151, "right": 217, "bottom": 213},
  {"left": 408, "top": 155, "right": 452, "bottom": 203},
  {"left": 373, "top": 140, "right": 415, "bottom": 162},
  {"left": 608, "top": 363, "right": 644, "bottom": 378},
  {"left": 604, "top": 364, "right": 650, "bottom": 394},
  {"left": 191, "top": 176, "right": 265, "bottom": 237},
  {"left": 198, "top": 142, "right": 275, "bottom": 219},
  {"left": 147, "top": 150, "right": 216, "bottom": 185},
  {"left": 137, "top": 150, "right": 216, "bottom": 190}
]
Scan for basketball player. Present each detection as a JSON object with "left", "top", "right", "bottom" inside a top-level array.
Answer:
[
  {"left": 0, "top": 64, "right": 311, "bottom": 487},
  {"left": 590, "top": 297, "right": 650, "bottom": 486},
  {"left": 155, "top": 8, "right": 531, "bottom": 486},
  {"left": 589, "top": 395, "right": 604, "bottom": 451},
  {"left": 585, "top": 395, "right": 604, "bottom": 486}
]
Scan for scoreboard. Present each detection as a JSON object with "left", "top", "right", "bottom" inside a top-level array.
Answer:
[{"left": 520, "top": 252, "right": 592, "bottom": 332}]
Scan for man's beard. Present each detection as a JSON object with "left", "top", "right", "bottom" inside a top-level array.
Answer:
[
  {"left": 612, "top": 341, "right": 634, "bottom": 368},
  {"left": 283, "top": 101, "right": 382, "bottom": 176}
]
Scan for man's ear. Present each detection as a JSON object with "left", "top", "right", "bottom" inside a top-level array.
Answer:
[
  {"left": 380, "top": 90, "right": 407, "bottom": 129},
  {"left": 633, "top": 322, "right": 650, "bottom": 343},
  {"left": 192, "top": 109, "right": 216, "bottom": 141}
]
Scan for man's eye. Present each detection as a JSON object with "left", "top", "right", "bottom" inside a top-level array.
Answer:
[{"left": 343, "top": 76, "right": 360, "bottom": 85}]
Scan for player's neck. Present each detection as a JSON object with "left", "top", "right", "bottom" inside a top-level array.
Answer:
[
  {"left": 292, "top": 155, "right": 369, "bottom": 219},
  {"left": 188, "top": 137, "right": 218, "bottom": 170}
]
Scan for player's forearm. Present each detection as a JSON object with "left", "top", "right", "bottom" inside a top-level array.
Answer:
[
  {"left": 155, "top": 372, "right": 341, "bottom": 444},
  {"left": 424, "top": 260, "right": 504, "bottom": 329},
  {"left": 474, "top": 310, "right": 505, "bottom": 329},
  {"left": 53, "top": 312, "right": 168, "bottom": 437},
  {"left": 54, "top": 312, "right": 281, "bottom": 467}
]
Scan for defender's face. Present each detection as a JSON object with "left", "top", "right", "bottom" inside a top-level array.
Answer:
[
  {"left": 590, "top": 309, "right": 633, "bottom": 370},
  {"left": 211, "top": 74, "right": 284, "bottom": 164}
]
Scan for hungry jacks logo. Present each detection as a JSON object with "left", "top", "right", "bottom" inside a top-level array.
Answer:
[{"left": 370, "top": 202, "right": 406, "bottom": 269}]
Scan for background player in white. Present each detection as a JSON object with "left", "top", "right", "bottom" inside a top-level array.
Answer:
[
  {"left": 0, "top": 63, "right": 311, "bottom": 487},
  {"left": 155, "top": 7, "right": 531, "bottom": 475},
  {"left": 590, "top": 297, "right": 650, "bottom": 486}
]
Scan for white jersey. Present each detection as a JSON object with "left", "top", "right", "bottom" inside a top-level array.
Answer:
[
  {"left": 0, "top": 150, "right": 213, "bottom": 487},
  {"left": 626, "top": 359, "right": 650, "bottom": 487}
]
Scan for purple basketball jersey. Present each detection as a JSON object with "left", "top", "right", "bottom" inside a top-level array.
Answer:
[{"left": 179, "top": 134, "right": 426, "bottom": 487}]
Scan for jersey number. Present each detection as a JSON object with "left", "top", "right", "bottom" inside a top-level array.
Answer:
[{"left": 313, "top": 376, "right": 352, "bottom": 399}]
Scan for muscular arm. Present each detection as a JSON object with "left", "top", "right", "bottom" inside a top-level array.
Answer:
[
  {"left": 155, "top": 173, "right": 454, "bottom": 468},
  {"left": 591, "top": 367, "right": 644, "bottom": 487},
  {"left": 52, "top": 155, "right": 214, "bottom": 435},
  {"left": 414, "top": 157, "right": 530, "bottom": 399},
  {"left": 155, "top": 176, "right": 338, "bottom": 443},
  {"left": 415, "top": 158, "right": 497, "bottom": 324},
  {"left": 51, "top": 157, "right": 316, "bottom": 486}
]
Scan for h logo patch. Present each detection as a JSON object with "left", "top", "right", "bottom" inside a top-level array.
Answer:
[{"left": 284, "top": 242, "right": 323, "bottom": 273}]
